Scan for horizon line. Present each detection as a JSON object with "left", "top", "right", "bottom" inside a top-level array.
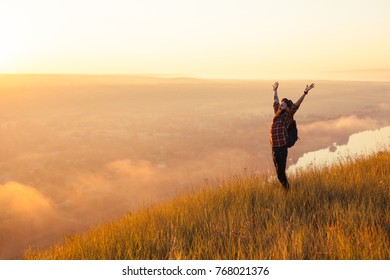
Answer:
[{"left": 1, "top": 72, "right": 390, "bottom": 83}]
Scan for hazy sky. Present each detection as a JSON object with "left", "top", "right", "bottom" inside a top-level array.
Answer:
[{"left": 1, "top": 0, "right": 390, "bottom": 79}]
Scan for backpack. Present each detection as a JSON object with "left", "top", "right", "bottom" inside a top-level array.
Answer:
[{"left": 281, "top": 114, "right": 299, "bottom": 148}]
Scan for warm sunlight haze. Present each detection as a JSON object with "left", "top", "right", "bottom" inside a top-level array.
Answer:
[
  {"left": 1, "top": 0, "right": 390, "bottom": 80},
  {"left": 0, "top": 0, "right": 389, "bottom": 264}
]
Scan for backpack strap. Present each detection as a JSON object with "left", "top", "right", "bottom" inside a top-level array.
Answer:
[{"left": 281, "top": 113, "right": 288, "bottom": 128}]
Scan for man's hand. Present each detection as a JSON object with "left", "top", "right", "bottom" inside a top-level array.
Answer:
[
  {"left": 304, "top": 83, "right": 315, "bottom": 94},
  {"left": 273, "top": 82, "right": 279, "bottom": 91}
]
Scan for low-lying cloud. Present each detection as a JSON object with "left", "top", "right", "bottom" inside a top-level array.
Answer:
[
  {"left": 288, "top": 126, "right": 390, "bottom": 173},
  {"left": 0, "top": 76, "right": 389, "bottom": 259},
  {"left": 0, "top": 182, "right": 66, "bottom": 259},
  {"left": 300, "top": 115, "right": 381, "bottom": 136},
  {"left": 106, "top": 159, "right": 160, "bottom": 178}
]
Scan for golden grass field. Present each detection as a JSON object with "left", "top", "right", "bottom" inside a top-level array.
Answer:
[{"left": 25, "top": 151, "right": 389, "bottom": 260}]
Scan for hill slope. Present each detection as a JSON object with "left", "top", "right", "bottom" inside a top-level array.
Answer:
[{"left": 26, "top": 151, "right": 389, "bottom": 259}]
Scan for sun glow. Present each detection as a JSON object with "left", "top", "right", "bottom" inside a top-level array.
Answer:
[
  {"left": 0, "top": 7, "right": 35, "bottom": 72},
  {"left": 0, "top": 0, "right": 390, "bottom": 79}
]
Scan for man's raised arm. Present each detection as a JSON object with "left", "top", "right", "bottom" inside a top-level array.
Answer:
[
  {"left": 273, "top": 82, "right": 279, "bottom": 103},
  {"left": 295, "top": 83, "right": 315, "bottom": 107}
]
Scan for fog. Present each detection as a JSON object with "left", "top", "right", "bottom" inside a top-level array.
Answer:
[
  {"left": 288, "top": 126, "right": 390, "bottom": 173},
  {"left": 0, "top": 75, "right": 389, "bottom": 259}
]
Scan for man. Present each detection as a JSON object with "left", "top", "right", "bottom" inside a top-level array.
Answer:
[{"left": 270, "top": 81, "right": 315, "bottom": 191}]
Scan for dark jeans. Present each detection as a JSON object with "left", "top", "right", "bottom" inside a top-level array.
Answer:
[{"left": 272, "top": 146, "right": 290, "bottom": 190}]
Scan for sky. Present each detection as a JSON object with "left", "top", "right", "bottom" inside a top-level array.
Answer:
[{"left": 1, "top": 0, "right": 390, "bottom": 79}]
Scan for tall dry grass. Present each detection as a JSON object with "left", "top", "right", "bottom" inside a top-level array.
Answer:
[{"left": 25, "top": 151, "right": 389, "bottom": 259}]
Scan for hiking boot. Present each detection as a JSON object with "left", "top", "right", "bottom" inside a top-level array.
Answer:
[{"left": 283, "top": 182, "right": 290, "bottom": 193}]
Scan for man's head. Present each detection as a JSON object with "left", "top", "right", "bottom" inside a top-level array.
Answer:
[{"left": 280, "top": 98, "right": 293, "bottom": 111}]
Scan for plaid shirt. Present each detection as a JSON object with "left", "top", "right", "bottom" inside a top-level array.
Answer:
[{"left": 270, "top": 101, "right": 299, "bottom": 147}]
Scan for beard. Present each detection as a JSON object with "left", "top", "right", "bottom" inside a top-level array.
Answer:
[{"left": 276, "top": 108, "right": 286, "bottom": 116}]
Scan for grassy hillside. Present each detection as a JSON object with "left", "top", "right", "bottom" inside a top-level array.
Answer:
[{"left": 25, "top": 151, "right": 389, "bottom": 259}]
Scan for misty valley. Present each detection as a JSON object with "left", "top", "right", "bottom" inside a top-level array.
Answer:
[{"left": 0, "top": 75, "right": 389, "bottom": 258}]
